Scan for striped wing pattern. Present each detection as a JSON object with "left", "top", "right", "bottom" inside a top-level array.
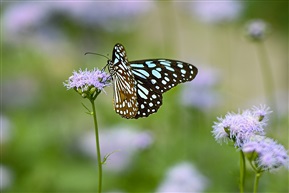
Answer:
[
  {"left": 108, "top": 43, "right": 198, "bottom": 119},
  {"left": 108, "top": 44, "right": 138, "bottom": 118}
]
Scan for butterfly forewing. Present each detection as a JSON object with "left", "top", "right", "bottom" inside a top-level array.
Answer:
[
  {"left": 109, "top": 44, "right": 138, "bottom": 118},
  {"left": 109, "top": 43, "right": 198, "bottom": 119},
  {"left": 130, "top": 59, "right": 198, "bottom": 93}
]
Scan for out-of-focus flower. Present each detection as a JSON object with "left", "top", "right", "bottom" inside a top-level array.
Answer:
[
  {"left": 212, "top": 105, "right": 271, "bottom": 147},
  {"left": 245, "top": 19, "right": 270, "bottom": 41},
  {"left": 0, "top": 115, "right": 12, "bottom": 144},
  {"left": 242, "top": 135, "right": 289, "bottom": 171},
  {"left": 156, "top": 162, "right": 208, "bottom": 193},
  {"left": 2, "top": 2, "right": 71, "bottom": 53},
  {"left": 78, "top": 126, "right": 154, "bottom": 172},
  {"left": 181, "top": 67, "right": 222, "bottom": 111},
  {"left": 2, "top": 2, "right": 51, "bottom": 38},
  {"left": 54, "top": 1, "right": 154, "bottom": 32},
  {"left": 2, "top": 76, "right": 40, "bottom": 109},
  {"left": 0, "top": 165, "right": 13, "bottom": 191},
  {"left": 63, "top": 68, "right": 110, "bottom": 99},
  {"left": 188, "top": 1, "right": 243, "bottom": 24},
  {"left": 2, "top": 2, "right": 154, "bottom": 55},
  {"left": 2, "top": 1, "right": 154, "bottom": 38}
]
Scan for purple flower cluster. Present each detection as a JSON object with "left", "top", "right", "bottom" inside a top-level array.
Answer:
[
  {"left": 243, "top": 136, "right": 289, "bottom": 171},
  {"left": 63, "top": 68, "right": 110, "bottom": 99},
  {"left": 64, "top": 68, "right": 110, "bottom": 91},
  {"left": 212, "top": 105, "right": 271, "bottom": 147},
  {"left": 212, "top": 105, "right": 288, "bottom": 171}
]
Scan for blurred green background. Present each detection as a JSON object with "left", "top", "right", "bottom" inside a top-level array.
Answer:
[{"left": 1, "top": 1, "right": 288, "bottom": 192}]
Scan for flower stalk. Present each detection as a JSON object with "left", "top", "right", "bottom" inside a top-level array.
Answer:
[
  {"left": 245, "top": 19, "right": 276, "bottom": 115},
  {"left": 64, "top": 68, "right": 111, "bottom": 193},
  {"left": 253, "top": 172, "right": 261, "bottom": 193},
  {"left": 256, "top": 41, "right": 276, "bottom": 113},
  {"left": 239, "top": 150, "right": 245, "bottom": 193},
  {"left": 90, "top": 98, "right": 102, "bottom": 193}
]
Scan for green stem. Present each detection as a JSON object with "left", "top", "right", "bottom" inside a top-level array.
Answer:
[
  {"left": 90, "top": 99, "right": 102, "bottom": 193},
  {"left": 239, "top": 150, "right": 246, "bottom": 193},
  {"left": 256, "top": 41, "right": 276, "bottom": 111},
  {"left": 249, "top": 160, "right": 259, "bottom": 172},
  {"left": 253, "top": 172, "right": 262, "bottom": 193}
]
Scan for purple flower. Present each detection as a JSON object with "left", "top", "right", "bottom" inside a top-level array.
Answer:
[
  {"left": 212, "top": 105, "right": 271, "bottom": 147},
  {"left": 63, "top": 68, "right": 110, "bottom": 98},
  {"left": 242, "top": 136, "right": 289, "bottom": 171},
  {"left": 251, "top": 104, "right": 272, "bottom": 122}
]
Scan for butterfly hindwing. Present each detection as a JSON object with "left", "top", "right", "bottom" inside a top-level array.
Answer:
[
  {"left": 130, "top": 59, "right": 198, "bottom": 118},
  {"left": 128, "top": 64, "right": 163, "bottom": 118}
]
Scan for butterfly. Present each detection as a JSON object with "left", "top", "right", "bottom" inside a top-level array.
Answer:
[{"left": 107, "top": 43, "right": 198, "bottom": 119}]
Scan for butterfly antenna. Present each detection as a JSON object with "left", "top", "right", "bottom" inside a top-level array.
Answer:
[
  {"left": 84, "top": 52, "right": 110, "bottom": 60},
  {"left": 84, "top": 52, "right": 110, "bottom": 71}
]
